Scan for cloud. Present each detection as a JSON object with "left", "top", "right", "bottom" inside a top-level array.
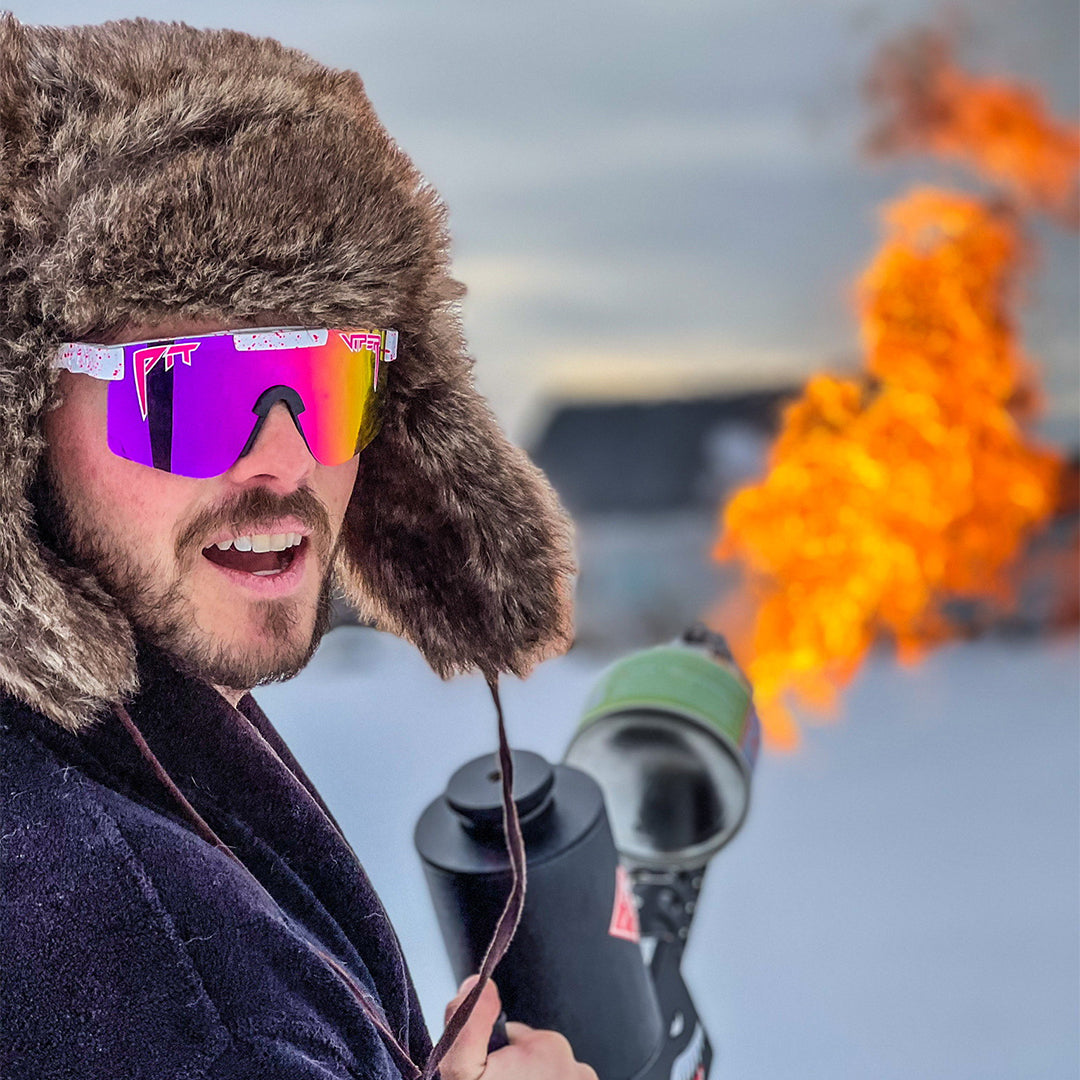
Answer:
[{"left": 412, "top": 112, "right": 848, "bottom": 202}]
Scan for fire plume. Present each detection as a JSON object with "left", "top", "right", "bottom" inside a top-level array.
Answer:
[
  {"left": 712, "top": 37, "right": 1074, "bottom": 749},
  {"left": 866, "top": 28, "right": 1080, "bottom": 222}
]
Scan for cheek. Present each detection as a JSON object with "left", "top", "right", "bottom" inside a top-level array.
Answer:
[
  {"left": 322, "top": 457, "right": 361, "bottom": 531},
  {"left": 46, "top": 389, "right": 197, "bottom": 550}
]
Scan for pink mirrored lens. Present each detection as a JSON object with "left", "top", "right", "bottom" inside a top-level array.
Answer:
[{"left": 106, "top": 330, "right": 387, "bottom": 478}]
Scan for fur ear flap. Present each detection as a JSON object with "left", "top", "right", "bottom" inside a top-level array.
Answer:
[
  {"left": 0, "top": 328, "right": 139, "bottom": 732},
  {"left": 335, "top": 330, "right": 576, "bottom": 680},
  {"left": 0, "top": 528, "right": 138, "bottom": 731}
]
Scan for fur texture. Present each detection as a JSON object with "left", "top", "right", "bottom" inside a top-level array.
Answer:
[{"left": 0, "top": 17, "right": 575, "bottom": 731}]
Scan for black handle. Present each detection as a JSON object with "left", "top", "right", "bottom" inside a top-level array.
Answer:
[{"left": 487, "top": 1011, "right": 509, "bottom": 1054}]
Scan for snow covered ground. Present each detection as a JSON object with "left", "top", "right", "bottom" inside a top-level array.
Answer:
[{"left": 256, "top": 626, "right": 1079, "bottom": 1080}]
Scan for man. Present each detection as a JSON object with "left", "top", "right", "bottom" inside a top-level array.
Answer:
[{"left": 0, "top": 16, "right": 589, "bottom": 1079}]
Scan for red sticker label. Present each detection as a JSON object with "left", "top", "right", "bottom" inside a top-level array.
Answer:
[{"left": 608, "top": 864, "right": 641, "bottom": 943}]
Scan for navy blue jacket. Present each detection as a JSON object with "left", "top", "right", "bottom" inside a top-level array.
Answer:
[{"left": 1, "top": 644, "right": 433, "bottom": 1079}]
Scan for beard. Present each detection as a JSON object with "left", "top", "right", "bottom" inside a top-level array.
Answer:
[{"left": 31, "top": 460, "right": 339, "bottom": 695}]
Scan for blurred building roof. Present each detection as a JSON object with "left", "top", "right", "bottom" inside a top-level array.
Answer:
[{"left": 530, "top": 387, "right": 796, "bottom": 515}]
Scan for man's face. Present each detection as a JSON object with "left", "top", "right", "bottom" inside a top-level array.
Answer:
[{"left": 42, "top": 318, "right": 361, "bottom": 698}]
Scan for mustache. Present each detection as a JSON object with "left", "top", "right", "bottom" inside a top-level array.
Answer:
[{"left": 176, "top": 486, "right": 333, "bottom": 563}]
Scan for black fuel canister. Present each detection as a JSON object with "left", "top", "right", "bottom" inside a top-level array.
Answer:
[{"left": 415, "top": 750, "right": 664, "bottom": 1080}]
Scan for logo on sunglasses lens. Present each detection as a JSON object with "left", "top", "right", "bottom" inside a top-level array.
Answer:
[
  {"left": 133, "top": 342, "right": 200, "bottom": 421},
  {"left": 339, "top": 330, "right": 398, "bottom": 390}
]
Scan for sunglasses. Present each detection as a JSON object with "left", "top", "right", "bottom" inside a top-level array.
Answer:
[{"left": 53, "top": 327, "right": 398, "bottom": 478}]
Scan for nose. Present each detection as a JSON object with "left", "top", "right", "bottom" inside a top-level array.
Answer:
[{"left": 225, "top": 401, "right": 317, "bottom": 490}]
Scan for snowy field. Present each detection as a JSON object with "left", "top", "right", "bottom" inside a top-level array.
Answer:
[{"left": 256, "top": 626, "right": 1079, "bottom": 1080}]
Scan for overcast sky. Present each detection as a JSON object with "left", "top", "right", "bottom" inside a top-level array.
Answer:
[{"left": 13, "top": 0, "right": 1079, "bottom": 441}]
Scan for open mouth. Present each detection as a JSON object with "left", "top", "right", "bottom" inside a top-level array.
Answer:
[{"left": 201, "top": 533, "right": 306, "bottom": 577}]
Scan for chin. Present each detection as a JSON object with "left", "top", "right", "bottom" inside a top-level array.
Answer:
[{"left": 166, "top": 584, "right": 333, "bottom": 693}]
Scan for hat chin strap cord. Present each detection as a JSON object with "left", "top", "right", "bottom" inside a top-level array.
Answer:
[
  {"left": 419, "top": 674, "right": 525, "bottom": 1077},
  {"left": 113, "top": 674, "right": 525, "bottom": 1080}
]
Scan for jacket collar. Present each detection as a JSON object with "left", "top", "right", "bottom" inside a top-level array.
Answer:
[{"left": 4, "top": 639, "right": 418, "bottom": 1039}]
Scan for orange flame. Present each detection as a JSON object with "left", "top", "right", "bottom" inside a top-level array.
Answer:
[
  {"left": 712, "top": 37, "right": 1074, "bottom": 749},
  {"left": 865, "top": 28, "right": 1080, "bottom": 222}
]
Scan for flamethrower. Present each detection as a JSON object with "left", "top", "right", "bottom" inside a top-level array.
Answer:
[{"left": 415, "top": 626, "right": 760, "bottom": 1079}]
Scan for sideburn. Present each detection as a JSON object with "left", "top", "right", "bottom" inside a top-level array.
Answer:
[{"left": 28, "top": 455, "right": 73, "bottom": 560}]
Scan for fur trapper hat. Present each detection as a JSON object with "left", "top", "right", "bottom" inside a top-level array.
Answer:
[{"left": 0, "top": 16, "right": 575, "bottom": 731}]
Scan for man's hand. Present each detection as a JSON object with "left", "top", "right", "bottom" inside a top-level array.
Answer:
[{"left": 439, "top": 976, "right": 598, "bottom": 1080}]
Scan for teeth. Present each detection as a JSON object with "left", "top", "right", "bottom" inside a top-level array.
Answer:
[{"left": 210, "top": 533, "right": 304, "bottom": 552}]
